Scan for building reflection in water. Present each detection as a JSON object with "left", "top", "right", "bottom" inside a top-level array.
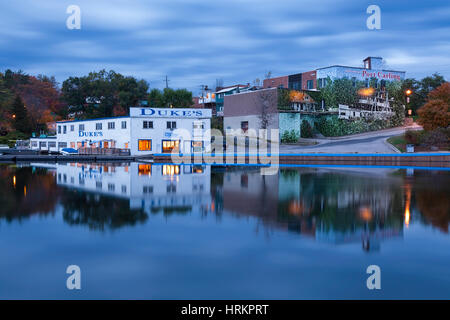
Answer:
[
  {"left": 1, "top": 164, "right": 448, "bottom": 247},
  {"left": 220, "top": 167, "right": 407, "bottom": 252},
  {"left": 54, "top": 162, "right": 211, "bottom": 230}
]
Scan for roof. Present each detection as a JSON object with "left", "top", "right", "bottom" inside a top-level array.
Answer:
[
  {"left": 216, "top": 86, "right": 245, "bottom": 94},
  {"left": 56, "top": 116, "right": 130, "bottom": 124},
  {"left": 30, "top": 136, "right": 57, "bottom": 140},
  {"left": 315, "top": 65, "right": 406, "bottom": 73}
]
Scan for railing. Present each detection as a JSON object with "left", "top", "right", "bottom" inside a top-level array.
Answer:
[{"left": 78, "top": 148, "right": 131, "bottom": 156}]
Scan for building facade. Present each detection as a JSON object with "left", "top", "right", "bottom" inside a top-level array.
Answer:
[
  {"left": 56, "top": 107, "right": 212, "bottom": 155},
  {"left": 316, "top": 57, "right": 405, "bottom": 88}
]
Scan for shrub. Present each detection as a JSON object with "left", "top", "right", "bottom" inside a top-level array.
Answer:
[
  {"left": 281, "top": 129, "right": 299, "bottom": 143},
  {"left": 405, "top": 130, "right": 422, "bottom": 145},
  {"left": 301, "top": 120, "right": 313, "bottom": 138},
  {"left": 422, "top": 128, "right": 449, "bottom": 147},
  {"left": 315, "top": 116, "right": 392, "bottom": 137}
]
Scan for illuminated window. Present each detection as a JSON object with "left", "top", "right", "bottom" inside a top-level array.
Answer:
[
  {"left": 162, "top": 140, "right": 180, "bottom": 153},
  {"left": 138, "top": 139, "right": 152, "bottom": 151},
  {"left": 162, "top": 165, "right": 180, "bottom": 176},
  {"left": 138, "top": 164, "right": 152, "bottom": 176},
  {"left": 124, "top": 143, "right": 129, "bottom": 149},
  {"left": 193, "top": 165, "right": 204, "bottom": 173},
  {"left": 103, "top": 141, "right": 109, "bottom": 148},
  {"left": 70, "top": 142, "right": 75, "bottom": 148}
]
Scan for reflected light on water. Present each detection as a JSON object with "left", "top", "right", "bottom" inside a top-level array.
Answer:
[
  {"left": 13, "top": 175, "right": 16, "bottom": 188},
  {"left": 404, "top": 184, "right": 412, "bottom": 227},
  {"left": 359, "top": 206, "right": 373, "bottom": 221}
]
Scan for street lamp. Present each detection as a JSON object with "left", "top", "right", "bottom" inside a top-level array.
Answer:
[{"left": 405, "top": 89, "right": 413, "bottom": 116}]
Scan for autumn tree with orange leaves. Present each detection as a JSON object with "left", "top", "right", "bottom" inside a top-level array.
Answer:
[{"left": 418, "top": 82, "right": 450, "bottom": 131}]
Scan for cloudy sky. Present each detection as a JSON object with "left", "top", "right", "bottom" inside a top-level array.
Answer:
[{"left": 1, "top": 0, "right": 449, "bottom": 94}]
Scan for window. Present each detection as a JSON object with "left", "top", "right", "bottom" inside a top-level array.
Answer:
[
  {"left": 193, "top": 122, "right": 204, "bottom": 129},
  {"left": 163, "top": 165, "right": 180, "bottom": 176},
  {"left": 166, "top": 121, "right": 176, "bottom": 130},
  {"left": 143, "top": 121, "right": 153, "bottom": 129},
  {"left": 138, "top": 164, "right": 152, "bottom": 175},
  {"left": 307, "top": 80, "right": 314, "bottom": 90},
  {"left": 192, "top": 141, "right": 203, "bottom": 152},
  {"left": 121, "top": 185, "right": 127, "bottom": 194},
  {"left": 58, "top": 142, "right": 67, "bottom": 148},
  {"left": 96, "top": 181, "right": 102, "bottom": 189},
  {"left": 108, "top": 183, "right": 115, "bottom": 192},
  {"left": 108, "top": 122, "right": 115, "bottom": 130},
  {"left": 31, "top": 141, "right": 38, "bottom": 147},
  {"left": 70, "top": 125, "right": 74, "bottom": 132},
  {"left": 63, "top": 126, "right": 67, "bottom": 134},
  {"left": 138, "top": 139, "right": 152, "bottom": 151},
  {"left": 70, "top": 142, "right": 75, "bottom": 148},
  {"left": 162, "top": 140, "right": 180, "bottom": 153},
  {"left": 121, "top": 121, "right": 127, "bottom": 129},
  {"left": 58, "top": 126, "right": 61, "bottom": 134},
  {"left": 143, "top": 186, "right": 154, "bottom": 194},
  {"left": 166, "top": 184, "right": 177, "bottom": 193},
  {"left": 96, "top": 123, "right": 102, "bottom": 130},
  {"left": 241, "top": 121, "right": 249, "bottom": 133},
  {"left": 79, "top": 124, "right": 85, "bottom": 131}
]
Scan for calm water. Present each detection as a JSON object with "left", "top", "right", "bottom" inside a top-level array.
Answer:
[{"left": 0, "top": 162, "right": 449, "bottom": 299}]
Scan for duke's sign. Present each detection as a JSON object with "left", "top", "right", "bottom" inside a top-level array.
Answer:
[
  {"left": 130, "top": 107, "right": 211, "bottom": 118},
  {"left": 79, "top": 131, "right": 103, "bottom": 137}
]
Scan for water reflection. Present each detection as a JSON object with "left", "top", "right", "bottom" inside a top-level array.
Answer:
[{"left": 0, "top": 163, "right": 449, "bottom": 246}]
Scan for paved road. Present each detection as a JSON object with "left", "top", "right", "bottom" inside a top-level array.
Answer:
[{"left": 280, "top": 125, "right": 421, "bottom": 154}]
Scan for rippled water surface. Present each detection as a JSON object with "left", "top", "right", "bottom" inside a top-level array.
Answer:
[{"left": 0, "top": 163, "right": 449, "bottom": 299}]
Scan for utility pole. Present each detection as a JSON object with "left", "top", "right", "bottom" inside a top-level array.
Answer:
[
  {"left": 200, "top": 85, "right": 208, "bottom": 109},
  {"left": 164, "top": 75, "right": 170, "bottom": 89}
]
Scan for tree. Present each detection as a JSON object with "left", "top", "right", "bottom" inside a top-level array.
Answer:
[
  {"left": 147, "top": 88, "right": 193, "bottom": 108},
  {"left": 320, "top": 77, "right": 363, "bottom": 108},
  {"left": 417, "top": 82, "right": 450, "bottom": 131},
  {"left": 12, "top": 95, "right": 32, "bottom": 134},
  {"left": 256, "top": 89, "right": 276, "bottom": 129},
  {"left": 61, "top": 70, "right": 149, "bottom": 119}
]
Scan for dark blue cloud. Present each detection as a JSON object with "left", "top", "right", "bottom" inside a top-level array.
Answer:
[{"left": 0, "top": 0, "right": 449, "bottom": 95}]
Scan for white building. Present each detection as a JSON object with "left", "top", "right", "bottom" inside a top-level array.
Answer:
[
  {"left": 30, "top": 136, "right": 58, "bottom": 153},
  {"left": 56, "top": 107, "right": 212, "bottom": 155},
  {"left": 54, "top": 162, "right": 211, "bottom": 214}
]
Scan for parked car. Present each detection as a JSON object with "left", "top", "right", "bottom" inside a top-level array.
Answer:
[{"left": 60, "top": 148, "right": 78, "bottom": 155}]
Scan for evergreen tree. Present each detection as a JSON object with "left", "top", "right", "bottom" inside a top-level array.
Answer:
[{"left": 12, "top": 95, "right": 32, "bottom": 134}]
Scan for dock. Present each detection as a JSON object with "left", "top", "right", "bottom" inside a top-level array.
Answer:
[{"left": 1, "top": 153, "right": 449, "bottom": 168}]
